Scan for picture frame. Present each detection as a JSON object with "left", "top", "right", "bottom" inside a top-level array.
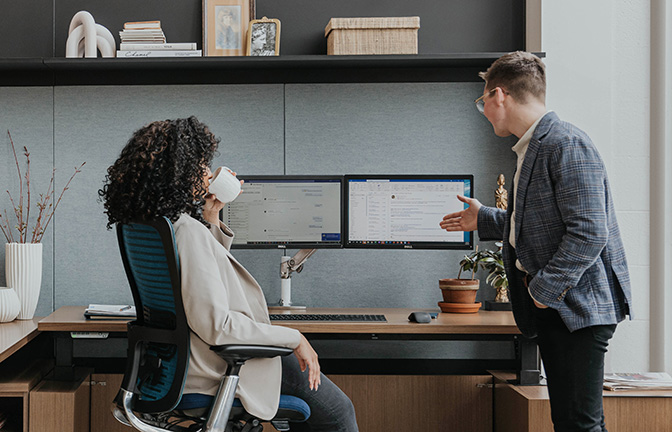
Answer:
[
  {"left": 246, "top": 17, "right": 281, "bottom": 56},
  {"left": 203, "top": 0, "right": 253, "bottom": 56}
]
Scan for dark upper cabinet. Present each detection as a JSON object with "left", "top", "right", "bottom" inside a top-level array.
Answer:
[
  {"left": 0, "top": 0, "right": 529, "bottom": 85},
  {"left": 256, "top": 0, "right": 525, "bottom": 55},
  {"left": 52, "top": 0, "right": 202, "bottom": 57},
  {"left": 1, "top": 0, "right": 525, "bottom": 58},
  {"left": 0, "top": 0, "right": 53, "bottom": 58}
]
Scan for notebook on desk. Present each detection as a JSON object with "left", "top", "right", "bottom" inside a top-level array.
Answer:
[{"left": 84, "top": 304, "right": 136, "bottom": 320}]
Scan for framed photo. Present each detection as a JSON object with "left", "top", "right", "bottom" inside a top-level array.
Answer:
[
  {"left": 246, "top": 17, "right": 281, "bottom": 56},
  {"left": 203, "top": 0, "right": 253, "bottom": 56}
]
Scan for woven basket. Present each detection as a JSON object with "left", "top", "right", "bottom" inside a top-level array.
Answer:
[{"left": 325, "top": 17, "right": 420, "bottom": 55}]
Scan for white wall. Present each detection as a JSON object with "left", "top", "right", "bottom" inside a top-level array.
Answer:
[{"left": 540, "top": 0, "right": 651, "bottom": 372}]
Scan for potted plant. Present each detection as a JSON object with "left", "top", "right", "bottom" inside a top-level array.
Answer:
[
  {"left": 478, "top": 242, "right": 512, "bottom": 310},
  {"left": 439, "top": 246, "right": 483, "bottom": 304},
  {"left": 0, "top": 130, "right": 84, "bottom": 319},
  {"left": 439, "top": 242, "right": 510, "bottom": 307},
  {"left": 477, "top": 243, "right": 510, "bottom": 303}
]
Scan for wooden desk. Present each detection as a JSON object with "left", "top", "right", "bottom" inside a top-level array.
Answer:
[
  {"left": 38, "top": 305, "right": 537, "bottom": 382},
  {"left": 0, "top": 319, "right": 47, "bottom": 431},
  {"left": 39, "top": 305, "right": 520, "bottom": 334},
  {"left": 38, "top": 307, "right": 535, "bottom": 432},
  {"left": 0, "top": 317, "right": 41, "bottom": 364}
]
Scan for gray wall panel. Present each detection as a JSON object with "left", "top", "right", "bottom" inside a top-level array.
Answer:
[
  {"left": 3, "top": 82, "right": 518, "bottom": 314},
  {"left": 281, "top": 83, "right": 516, "bottom": 308},
  {"left": 53, "top": 84, "right": 284, "bottom": 308},
  {"left": 0, "top": 87, "right": 54, "bottom": 317}
]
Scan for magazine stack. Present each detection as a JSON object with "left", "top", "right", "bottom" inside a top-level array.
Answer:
[
  {"left": 603, "top": 372, "right": 672, "bottom": 391},
  {"left": 117, "top": 21, "right": 201, "bottom": 58}
]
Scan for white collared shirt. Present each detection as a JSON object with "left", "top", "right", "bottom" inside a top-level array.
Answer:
[{"left": 510, "top": 112, "right": 551, "bottom": 272}]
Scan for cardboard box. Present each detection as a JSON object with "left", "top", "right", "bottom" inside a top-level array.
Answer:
[{"left": 325, "top": 17, "right": 420, "bottom": 55}]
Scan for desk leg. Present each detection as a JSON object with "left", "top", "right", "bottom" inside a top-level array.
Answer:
[
  {"left": 516, "top": 335, "right": 540, "bottom": 386},
  {"left": 53, "top": 332, "right": 76, "bottom": 381}
]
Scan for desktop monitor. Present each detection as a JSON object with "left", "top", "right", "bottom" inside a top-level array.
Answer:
[
  {"left": 344, "top": 174, "right": 474, "bottom": 249},
  {"left": 223, "top": 175, "right": 343, "bottom": 248}
]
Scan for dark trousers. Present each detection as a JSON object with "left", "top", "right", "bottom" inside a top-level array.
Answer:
[
  {"left": 281, "top": 354, "right": 359, "bottom": 432},
  {"left": 534, "top": 307, "right": 616, "bottom": 432}
]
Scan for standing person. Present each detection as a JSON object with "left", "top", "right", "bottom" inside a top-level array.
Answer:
[
  {"left": 440, "top": 52, "right": 632, "bottom": 432},
  {"left": 100, "top": 117, "right": 358, "bottom": 431}
]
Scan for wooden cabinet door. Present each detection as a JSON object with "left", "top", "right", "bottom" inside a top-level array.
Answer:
[
  {"left": 29, "top": 372, "right": 90, "bottom": 432},
  {"left": 328, "top": 375, "right": 493, "bottom": 432},
  {"left": 90, "top": 374, "right": 134, "bottom": 432}
]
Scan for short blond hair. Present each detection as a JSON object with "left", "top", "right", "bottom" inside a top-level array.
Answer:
[{"left": 479, "top": 51, "right": 546, "bottom": 104}]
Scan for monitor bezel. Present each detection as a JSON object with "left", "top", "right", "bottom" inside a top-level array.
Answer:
[
  {"left": 222, "top": 175, "right": 344, "bottom": 249},
  {"left": 343, "top": 174, "right": 474, "bottom": 250}
]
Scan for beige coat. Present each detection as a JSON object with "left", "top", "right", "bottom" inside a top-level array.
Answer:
[{"left": 173, "top": 213, "right": 302, "bottom": 420}]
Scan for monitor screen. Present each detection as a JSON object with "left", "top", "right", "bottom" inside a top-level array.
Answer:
[
  {"left": 223, "top": 176, "right": 343, "bottom": 248},
  {"left": 344, "top": 175, "right": 473, "bottom": 249}
]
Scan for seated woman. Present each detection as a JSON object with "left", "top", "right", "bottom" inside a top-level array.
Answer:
[{"left": 99, "top": 117, "right": 358, "bottom": 431}]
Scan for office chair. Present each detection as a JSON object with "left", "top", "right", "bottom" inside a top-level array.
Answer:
[{"left": 112, "top": 217, "right": 311, "bottom": 432}]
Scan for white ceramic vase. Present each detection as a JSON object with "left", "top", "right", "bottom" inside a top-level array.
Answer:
[
  {"left": 5, "top": 243, "right": 43, "bottom": 320},
  {"left": 0, "top": 287, "right": 21, "bottom": 322}
]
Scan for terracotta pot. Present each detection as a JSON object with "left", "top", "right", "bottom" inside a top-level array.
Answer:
[{"left": 439, "top": 278, "right": 479, "bottom": 303}]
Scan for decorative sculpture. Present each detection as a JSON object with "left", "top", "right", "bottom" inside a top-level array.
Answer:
[
  {"left": 65, "top": 11, "right": 116, "bottom": 58},
  {"left": 493, "top": 174, "right": 510, "bottom": 304},
  {"left": 494, "top": 173, "right": 508, "bottom": 210}
]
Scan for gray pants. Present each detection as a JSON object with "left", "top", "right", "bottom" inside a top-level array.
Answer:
[{"left": 281, "top": 355, "right": 359, "bottom": 432}]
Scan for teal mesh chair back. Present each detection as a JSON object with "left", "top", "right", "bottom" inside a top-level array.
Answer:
[{"left": 116, "top": 217, "right": 190, "bottom": 413}]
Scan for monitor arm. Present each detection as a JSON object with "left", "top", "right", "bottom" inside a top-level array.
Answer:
[
  {"left": 277, "top": 249, "right": 316, "bottom": 308},
  {"left": 280, "top": 249, "right": 317, "bottom": 279}
]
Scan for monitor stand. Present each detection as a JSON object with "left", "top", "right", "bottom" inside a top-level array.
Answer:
[{"left": 269, "top": 249, "right": 316, "bottom": 310}]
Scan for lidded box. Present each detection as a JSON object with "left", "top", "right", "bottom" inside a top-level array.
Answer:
[{"left": 325, "top": 17, "right": 420, "bottom": 55}]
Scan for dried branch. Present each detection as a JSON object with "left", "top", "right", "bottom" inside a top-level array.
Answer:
[
  {"left": 0, "top": 210, "right": 15, "bottom": 243},
  {"left": 5, "top": 190, "right": 25, "bottom": 240},
  {"left": 24, "top": 146, "right": 30, "bottom": 243},
  {"left": 7, "top": 131, "right": 24, "bottom": 242},
  {"left": 3, "top": 131, "right": 85, "bottom": 244},
  {"left": 35, "top": 162, "right": 86, "bottom": 243},
  {"left": 30, "top": 170, "right": 55, "bottom": 243}
]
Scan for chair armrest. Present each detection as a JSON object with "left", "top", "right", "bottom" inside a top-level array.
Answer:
[{"left": 210, "top": 344, "right": 293, "bottom": 363}]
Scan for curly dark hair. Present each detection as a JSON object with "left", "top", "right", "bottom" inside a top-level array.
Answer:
[{"left": 99, "top": 116, "right": 219, "bottom": 229}]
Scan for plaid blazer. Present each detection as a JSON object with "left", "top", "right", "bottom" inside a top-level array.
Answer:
[{"left": 478, "top": 112, "right": 632, "bottom": 338}]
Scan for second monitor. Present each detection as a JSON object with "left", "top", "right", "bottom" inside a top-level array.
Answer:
[
  {"left": 224, "top": 175, "right": 343, "bottom": 248},
  {"left": 345, "top": 174, "right": 473, "bottom": 249}
]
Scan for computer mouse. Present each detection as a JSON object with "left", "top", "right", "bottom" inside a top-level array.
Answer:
[{"left": 408, "top": 311, "right": 432, "bottom": 323}]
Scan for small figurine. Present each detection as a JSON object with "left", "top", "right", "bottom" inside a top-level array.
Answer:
[{"left": 495, "top": 173, "right": 508, "bottom": 210}]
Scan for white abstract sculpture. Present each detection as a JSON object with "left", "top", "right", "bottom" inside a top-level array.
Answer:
[{"left": 65, "top": 11, "right": 116, "bottom": 58}]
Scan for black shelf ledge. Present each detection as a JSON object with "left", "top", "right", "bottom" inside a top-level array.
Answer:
[{"left": 1, "top": 53, "right": 545, "bottom": 86}]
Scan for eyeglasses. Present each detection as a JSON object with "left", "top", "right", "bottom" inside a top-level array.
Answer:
[
  {"left": 474, "top": 88, "right": 498, "bottom": 113},
  {"left": 475, "top": 87, "right": 509, "bottom": 114}
]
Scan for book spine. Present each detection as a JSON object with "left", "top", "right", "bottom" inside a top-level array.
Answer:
[
  {"left": 120, "top": 43, "right": 197, "bottom": 51},
  {"left": 116, "top": 50, "right": 202, "bottom": 58},
  {"left": 124, "top": 20, "right": 161, "bottom": 29}
]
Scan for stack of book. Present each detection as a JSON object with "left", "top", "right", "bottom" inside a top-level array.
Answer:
[
  {"left": 84, "top": 304, "right": 136, "bottom": 320},
  {"left": 117, "top": 21, "right": 201, "bottom": 58},
  {"left": 603, "top": 372, "right": 672, "bottom": 391}
]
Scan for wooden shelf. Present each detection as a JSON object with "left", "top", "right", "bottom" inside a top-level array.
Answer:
[
  {"left": 491, "top": 370, "right": 672, "bottom": 432},
  {"left": 0, "top": 52, "right": 545, "bottom": 86},
  {"left": 0, "top": 358, "right": 53, "bottom": 432}
]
